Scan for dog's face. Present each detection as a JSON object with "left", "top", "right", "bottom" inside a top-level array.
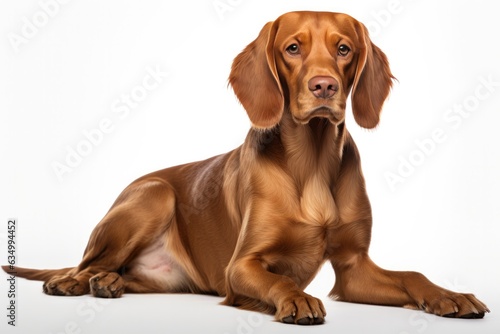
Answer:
[
  {"left": 230, "top": 11, "right": 393, "bottom": 130},
  {"left": 272, "top": 12, "right": 361, "bottom": 125}
]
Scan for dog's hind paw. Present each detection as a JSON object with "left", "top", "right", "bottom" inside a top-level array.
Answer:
[
  {"left": 89, "top": 272, "right": 125, "bottom": 298},
  {"left": 43, "top": 275, "right": 89, "bottom": 296}
]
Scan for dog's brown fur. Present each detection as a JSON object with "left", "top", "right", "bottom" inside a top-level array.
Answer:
[{"left": 3, "top": 11, "right": 489, "bottom": 325}]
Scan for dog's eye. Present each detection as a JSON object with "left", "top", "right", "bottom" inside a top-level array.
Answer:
[
  {"left": 338, "top": 44, "right": 350, "bottom": 56},
  {"left": 286, "top": 43, "right": 300, "bottom": 55}
]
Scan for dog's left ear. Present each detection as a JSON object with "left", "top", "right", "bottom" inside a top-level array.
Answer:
[
  {"left": 351, "top": 24, "right": 394, "bottom": 129},
  {"left": 229, "top": 21, "right": 283, "bottom": 129}
]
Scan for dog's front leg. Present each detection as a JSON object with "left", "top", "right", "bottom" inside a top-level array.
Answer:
[
  {"left": 222, "top": 209, "right": 327, "bottom": 326},
  {"left": 330, "top": 252, "right": 489, "bottom": 318},
  {"left": 224, "top": 255, "right": 326, "bottom": 325},
  {"left": 330, "top": 135, "right": 489, "bottom": 319}
]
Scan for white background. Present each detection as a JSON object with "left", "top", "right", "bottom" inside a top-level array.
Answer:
[{"left": 1, "top": 0, "right": 499, "bottom": 333}]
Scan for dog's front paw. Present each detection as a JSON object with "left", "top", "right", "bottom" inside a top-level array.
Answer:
[
  {"left": 43, "top": 275, "right": 88, "bottom": 296},
  {"left": 89, "top": 272, "right": 125, "bottom": 298},
  {"left": 411, "top": 291, "right": 489, "bottom": 319},
  {"left": 276, "top": 291, "right": 326, "bottom": 325}
]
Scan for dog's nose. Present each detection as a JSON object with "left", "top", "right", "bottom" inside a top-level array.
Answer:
[{"left": 308, "top": 76, "right": 338, "bottom": 99}]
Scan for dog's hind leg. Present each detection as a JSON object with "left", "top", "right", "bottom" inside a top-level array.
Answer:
[{"left": 43, "top": 177, "right": 179, "bottom": 297}]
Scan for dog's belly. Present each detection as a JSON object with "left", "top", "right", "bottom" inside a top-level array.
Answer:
[{"left": 128, "top": 238, "right": 189, "bottom": 292}]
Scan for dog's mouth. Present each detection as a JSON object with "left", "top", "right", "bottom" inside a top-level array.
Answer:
[{"left": 293, "top": 106, "right": 344, "bottom": 125}]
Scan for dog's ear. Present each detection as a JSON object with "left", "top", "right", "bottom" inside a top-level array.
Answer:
[
  {"left": 351, "top": 24, "right": 394, "bottom": 129},
  {"left": 229, "top": 22, "right": 283, "bottom": 129}
]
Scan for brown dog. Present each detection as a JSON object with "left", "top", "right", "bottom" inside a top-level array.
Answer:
[{"left": 3, "top": 11, "right": 489, "bottom": 325}]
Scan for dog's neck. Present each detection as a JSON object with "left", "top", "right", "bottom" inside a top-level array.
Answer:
[
  {"left": 248, "top": 111, "right": 346, "bottom": 189},
  {"left": 280, "top": 113, "right": 345, "bottom": 188}
]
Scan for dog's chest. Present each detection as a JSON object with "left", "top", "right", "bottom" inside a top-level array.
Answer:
[{"left": 299, "top": 175, "right": 337, "bottom": 226}]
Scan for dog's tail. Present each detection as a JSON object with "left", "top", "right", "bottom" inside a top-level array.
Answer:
[{"left": 2, "top": 265, "right": 74, "bottom": 281}]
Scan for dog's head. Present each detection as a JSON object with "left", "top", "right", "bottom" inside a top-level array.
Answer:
[{"left": 229, "top": 11, "right": 394, "bottom": 129}]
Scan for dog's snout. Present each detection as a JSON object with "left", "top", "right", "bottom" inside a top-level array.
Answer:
[{"left": 308, "top": 76, "right": 338, "bottom": 99}]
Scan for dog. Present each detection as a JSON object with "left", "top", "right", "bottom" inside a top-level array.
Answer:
[{"left": 3, "top": 11, "right": 489, "bottom": 325}]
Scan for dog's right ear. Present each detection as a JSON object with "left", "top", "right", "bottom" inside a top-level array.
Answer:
[{"left": 229, "top": 22, "right": 284, "bottom": 129}]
